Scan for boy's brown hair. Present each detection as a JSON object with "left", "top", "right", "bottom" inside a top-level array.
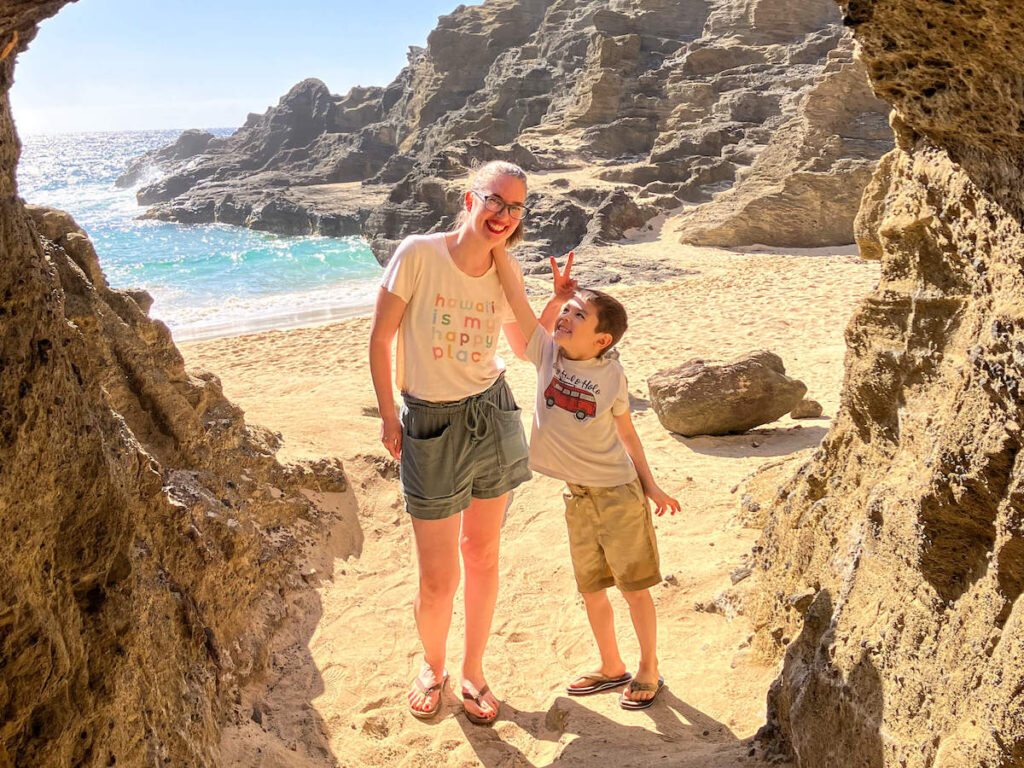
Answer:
[{"left": 577, "top": 288, "right": 628, "bottom": 357}]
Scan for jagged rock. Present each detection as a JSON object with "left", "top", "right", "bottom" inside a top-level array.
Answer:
[
  {"left": 1, "top": 21, "right": 347, "bottom": 759},
  {"left": 115, "top": 129, "right": 214, "bottom": 187},
  {"left": 586, "top": 189, "right": 660, "bottom": 243},
  {"left": 245, "top": 198, "right": 314, "bottom": 235},
  {"left": 676, "top": 37, "right": 892, "bottom": 247},
  {"left": 748, "top": 2, "right": 1024, "bottom": 766},
  {"left": 122, "top": 0, "right": 890, "bottom": 258},
  {"left": 648, "top": 350, "right": 807, "bottom": 436},
  {"left": 789, "top": 398, "right": 823, "bottom": 418}
]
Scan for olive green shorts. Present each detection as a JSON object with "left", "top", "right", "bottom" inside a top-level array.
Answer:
[
  {"left": 400, "top": 375, "right": 532, "bottom": 521},
  {"left": 562, "top": 478, "right": 662, "bottom": 593}
]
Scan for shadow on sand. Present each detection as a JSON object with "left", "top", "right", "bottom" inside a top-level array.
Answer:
[
  {"left": 219, "top": 475, "right": 366, "bottom": 767},
  {"left": 674, "top": 424, "right": 829, "bottom": 458},
  {"left": 455, "top": 687, "right": 754, "bottom": 768}
]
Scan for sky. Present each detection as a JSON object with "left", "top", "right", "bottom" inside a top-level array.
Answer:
[{"left": 11, "top": 0, "right": 461, "bottom": 134}]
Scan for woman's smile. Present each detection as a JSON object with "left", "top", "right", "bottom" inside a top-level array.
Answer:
[{"left": 485, "top": 219, "right": 510, "bottom": 235}]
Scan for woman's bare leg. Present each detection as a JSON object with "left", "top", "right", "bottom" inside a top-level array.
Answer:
[
  {"left": 408, "top": 513, "right": 462, "bottom": 713},
  {"left": 458, "top": 493, "right": 507, "bottom": 718}
]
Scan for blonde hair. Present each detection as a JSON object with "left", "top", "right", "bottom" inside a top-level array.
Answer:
[{"left": 451, "top": 160, "right": 528, "bottom": 247}]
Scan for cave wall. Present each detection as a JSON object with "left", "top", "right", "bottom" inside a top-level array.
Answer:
[
  {"left": 0, "top": 7, "right": 344, "bottom": 767},
  {"left": 750, "top": 1, "right": 1024, "bottom": 766}
]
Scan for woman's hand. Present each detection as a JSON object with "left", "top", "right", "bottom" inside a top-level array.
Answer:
[
  {"left": 647, "top": 486, "right": 681, "bottom": 517},
  {"left": 381, "top": 413, "right": 402, "bottom": 460},
  {"left": 550, "top": 251, "right": 577, "bottom": 301}
]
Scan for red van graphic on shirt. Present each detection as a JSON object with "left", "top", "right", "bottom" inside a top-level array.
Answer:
[{"left": 544, "top": 378, "right": 597, "bottom": 420}]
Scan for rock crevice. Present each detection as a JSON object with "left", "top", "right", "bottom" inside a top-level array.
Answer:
[{"left": 749, "top": 2, "right": 1024, "bottom": 765}]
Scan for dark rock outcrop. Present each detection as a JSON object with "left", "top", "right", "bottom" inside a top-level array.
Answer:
[
  {"left": 648, "top": 350, "right": 807, "bottom": 436},
  {"left": 749, "top": 1, "right": 1024, "bottom": 766},
  {"left": 115, "top": 129, "right": 215, "bottom": 187},
  {"left": 125, "top": 0, "right": 892, "bottom": 263}
]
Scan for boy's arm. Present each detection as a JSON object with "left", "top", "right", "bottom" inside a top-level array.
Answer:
[
  {"left": 538, "top": 295, "right": 566, "bottom": 333},
  {"left": 491, "top": 244, "right": 539, "bottom": 341},
  {"left": 614, "top": 410, "right": 681, "bottom": 516},
  {"left": 539, "top": 252, "right": 577, "bottom": 333}
]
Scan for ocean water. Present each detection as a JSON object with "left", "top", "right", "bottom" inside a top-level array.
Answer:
[{"left": 17, "top": 129, "right": 383, "bottom": 341}]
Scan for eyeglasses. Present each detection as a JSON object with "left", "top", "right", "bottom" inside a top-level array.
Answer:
[{"left": 471, "top": 190, "right": 529, "bottom": 221}]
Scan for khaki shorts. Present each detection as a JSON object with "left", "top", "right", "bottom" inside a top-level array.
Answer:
[{"left": 562, "top": 477, "right": 661, "bottom": 593}]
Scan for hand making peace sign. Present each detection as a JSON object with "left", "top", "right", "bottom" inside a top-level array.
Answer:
[{"left": 550, "top": 251, "right": 577, "bottom": 301}]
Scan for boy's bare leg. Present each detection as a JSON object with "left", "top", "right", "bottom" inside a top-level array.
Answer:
[
  {"left": 620, "top": 587, "right": 660, "bottom": 702},
  {"left": 570, "top": 589, "right": 628, "bottom": 688},
  {"left": 408, "top": 514, "right": 462, "bottom": 713},
  {"left": 459, "top": 493, "right": 507, "bottom": 719}
]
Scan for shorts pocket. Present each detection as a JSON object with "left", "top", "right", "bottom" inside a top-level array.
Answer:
[
  {"left": 494, "top": 407, "right": 529, "bottom": 469},
  {"left": 401, "top": 426, "right": 455, "bottom": 500}
]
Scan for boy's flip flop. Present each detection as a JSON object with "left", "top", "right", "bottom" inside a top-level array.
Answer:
[
  {"left": 461, "top": 681, "right": 499, "bottom": 725},
  {"left": 566, "top": 671, "right": 633, "bottom": 696},
  {"left": 619, "top": 676, "right": 665, "bottom": 710},
  {"left": 409, "top": 669, "right": 448, "bottom": 720}
]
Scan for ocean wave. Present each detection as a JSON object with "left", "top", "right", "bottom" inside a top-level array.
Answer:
[{"left": 19, "top": 129, "right": 383, "bottom": 340}]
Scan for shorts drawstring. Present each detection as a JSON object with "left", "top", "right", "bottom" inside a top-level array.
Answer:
[
  {"left": 404, "top": 375, "right": 506, "bottom": 443},
  {"left": 464, "top": 398, "right": 498, "bottom": 442}
]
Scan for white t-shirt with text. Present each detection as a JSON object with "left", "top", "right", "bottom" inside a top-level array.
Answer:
[
  {"left": 381, "top": 233, "right": 519, "bottom": 402},
  {"left": 525, "top": 325, "right": 637, "bottom": 487}
]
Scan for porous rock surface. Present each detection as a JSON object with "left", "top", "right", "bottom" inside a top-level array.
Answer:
[
  {"left": 788, "top": 397, "right": 822, "bottom": 419},
  {"left": 648, "top": 350, "right": 808, "bottom": 436},
  {"left": 748, "top": 1, "right": 1024, "bottom": 765},
  {"left": 126, "top": 0, "right": 891, "bottom": 266},
  {"left": 1, "top": 9, "right": 347, "bottom": 766}
]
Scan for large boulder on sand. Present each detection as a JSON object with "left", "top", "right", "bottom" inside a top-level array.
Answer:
[{"left": 648, "top": 350, "right": 807, "bottom": 436}]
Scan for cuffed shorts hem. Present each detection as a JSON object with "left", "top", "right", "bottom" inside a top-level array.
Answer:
[
  {"left": 405, "top": 491, "right": 473, "bottom": 521},
  {"left": 617, "top": 573, "right": 663, "bottom": 592},
  {"left": 472, "top": 460, "right": 532, "bottom": 500},
  {"left": 577, "top": 577, "right": 617, "bottom": 594}
]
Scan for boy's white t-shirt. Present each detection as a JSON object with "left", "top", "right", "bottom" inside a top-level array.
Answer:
[
  {"left": 381, "top": 233, "right": 519, "bottom": 402},
  {"left": 525, "top": 325, "right": 638, "bottom": 487}
]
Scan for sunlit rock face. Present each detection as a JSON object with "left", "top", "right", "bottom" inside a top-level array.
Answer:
[
  {"left": 749, "top": 1, "right": 1024, "bottom": 766},
  {"left": 0, "top": 8, "right": 345, "bottom": 767},
  {"left": 127, "top": 0, "right": 891, "bottom": 260}
]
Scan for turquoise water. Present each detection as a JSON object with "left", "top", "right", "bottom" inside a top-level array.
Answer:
[{"left": 17, "top": 129, "right": 383, "bottom": 340}]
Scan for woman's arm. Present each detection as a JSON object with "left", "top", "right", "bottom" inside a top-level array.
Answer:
[
  {"left": 503, "top": 322, "right": 529, "bottom": 360},
  {"left": 369, "top": 286, "right": 408, "bottom": 460},
  {"left": 614, "top": 410, "right": 681, "bottom": 516},
  {"left": 491, "top": 244, "right": 539, "bottom": 342}
]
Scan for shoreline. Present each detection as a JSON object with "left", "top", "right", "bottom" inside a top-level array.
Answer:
[
  {"left": 171, "top": 239, "right": 868, "bottom": 345},
  {"left": 171, "top": 300, "right": 376, "bottom": 344}
]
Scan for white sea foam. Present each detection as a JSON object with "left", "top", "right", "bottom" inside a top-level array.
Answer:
[
  {"left": 160, "top": 277, "right": 381, "bottom": 342},
  {"left": 19, "top": 130, "right": 384, "bottom": 341}
]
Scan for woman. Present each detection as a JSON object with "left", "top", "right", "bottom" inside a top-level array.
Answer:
[{"left": 369, "top": 160, "right": 534, "bottom": 725}]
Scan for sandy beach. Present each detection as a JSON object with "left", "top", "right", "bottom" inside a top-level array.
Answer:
[{"left": 179, "top": 226, "right": 878, "bottom": 767}]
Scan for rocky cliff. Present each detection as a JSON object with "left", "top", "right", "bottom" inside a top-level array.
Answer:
[
  {"left": 748, "top": 1, "right": 1024, "bottom": 765},
  {"left": 127, "top": 0, "right": 891, "bottom": 264},
  {"left": 1, "top": 8, "right": 347, "bottom": 766}
]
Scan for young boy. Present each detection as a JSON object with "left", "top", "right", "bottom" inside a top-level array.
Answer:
[{"left": 493, "top": 247, "right": 680, "bottom": 710}]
